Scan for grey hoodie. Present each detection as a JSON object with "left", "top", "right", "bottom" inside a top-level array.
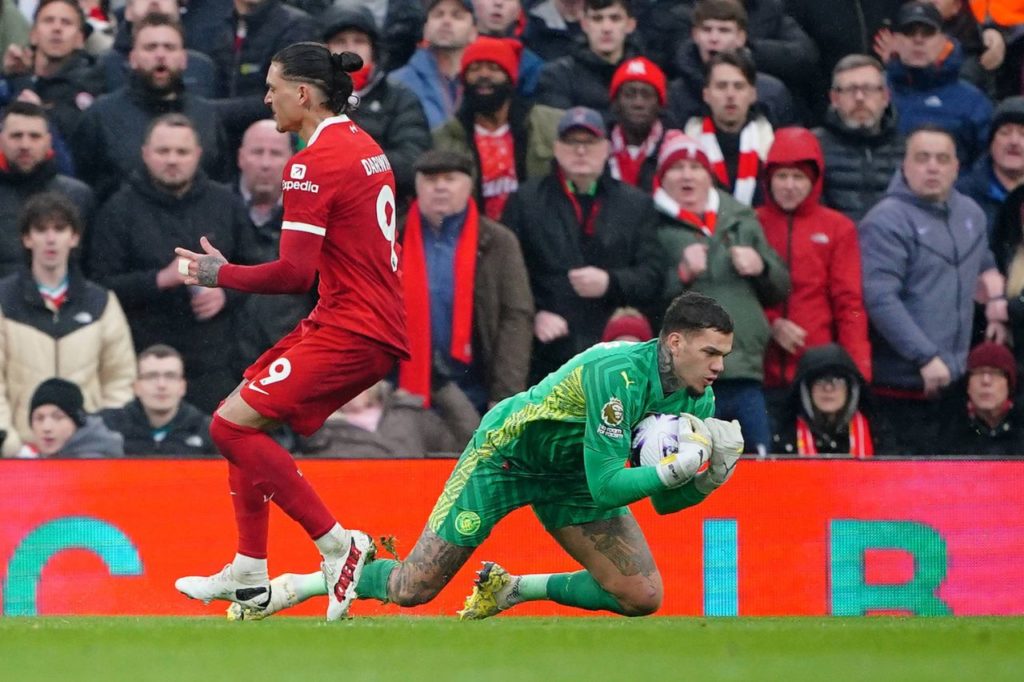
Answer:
[
  {"left": 858, "top": 172, "right": 994, "bottom": 391},
  {"left": 59, "top": 415, "right": 125, "bottom": 458}
]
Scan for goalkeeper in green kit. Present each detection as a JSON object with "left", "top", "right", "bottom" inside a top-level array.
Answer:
[{"left": 230, "top": 292, "right": 744, "bottom": 620}]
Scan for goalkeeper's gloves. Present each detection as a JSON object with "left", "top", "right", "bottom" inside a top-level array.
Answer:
[
  {"left": 695, "top": 418, "right": 744, "bottom": 494},
  {"left": 655, "top": 414, "right": 711, "bottom": 489}
]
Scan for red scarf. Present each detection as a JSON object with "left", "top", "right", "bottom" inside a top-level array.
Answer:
[
  {"left": 608, "top": 121, "right": 664, "bottom": 187},
  {"left": 398, "top": 200, "right": 479, "bottom": 407},
  {"left": 699, "top": 117, "right": 762, "bottom": 205},
  {"left": 652, "top": 186, "right": 718, "bottom": 237},
  {"left": 557, "top": 168, "right": 601, "bottom": 236},
  {"left": 795, "top": 412, "right": 874, "bottom": 458}
]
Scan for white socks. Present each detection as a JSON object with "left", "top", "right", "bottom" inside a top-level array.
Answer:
[
  {"left": 231, "top": 553, "right": 269, "bottom": 584},
  {"left": 313, "top": 523, "right": 353, "bottom": 559}
]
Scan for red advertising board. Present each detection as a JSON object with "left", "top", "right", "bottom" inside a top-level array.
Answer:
[{"left": 1, "top": 459, "right": 1022, "bottom": 617}]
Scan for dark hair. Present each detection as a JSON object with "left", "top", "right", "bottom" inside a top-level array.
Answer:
[
  {"left": 34, "top": 0, "right": 87, "bottom": 33},
  {"left": 18, "top": 191, "right": 83, "bottom": 237},
  {"left": 138, "top": 343, "right": 184, "bottom": 364},
  {"left": 704, "top": 49, "right": 756, "bottom": 86},
  {"left": 693, "top": 0, "right": 747, "bottom": 31},
  {"left": 584, "top": 0, "right": 633, "bottom": 17},
  {"left": 144, "top": 112, "right": 199, "bottom": 145},
  {"left": 1, "top": 101, "right": 49, "bottom": 126},
  {"left": 272, "top": 42, "right": 363, "bottom": 114},
  {"left": 131, "top": 11, "right": 185, "bottom": 43},
  {"left": 906, "top": 122, "right": 957, "bottom": 148},
  {"left": 660, "top": 292, "right": 733, "bottom": 336}
]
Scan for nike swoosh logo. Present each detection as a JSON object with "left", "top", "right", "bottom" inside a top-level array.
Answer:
[
  {"left": 247, "top": 382, "right": 270, "bottom": 396},
  {"left": 235, "top": 586, "right": 271, "bottom": 609}
]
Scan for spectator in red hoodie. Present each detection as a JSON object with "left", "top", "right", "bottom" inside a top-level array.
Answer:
[{"left": 756, "top": 127, "right": 871, "bottom": 423}]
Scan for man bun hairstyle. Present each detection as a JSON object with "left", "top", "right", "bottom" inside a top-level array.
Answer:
[{"left": 273, "top": 42, "right": 364, "bottom": 115}]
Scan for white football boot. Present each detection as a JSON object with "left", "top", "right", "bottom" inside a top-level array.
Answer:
[
  {"left": 227, "top": 573, "right": 303, "bottom": 621},
  {"left": 175, "top": 564, "right": 271, "bottom": 611},
  {"left": 322, "top": 531, "right": 374, "bottom": 621}
]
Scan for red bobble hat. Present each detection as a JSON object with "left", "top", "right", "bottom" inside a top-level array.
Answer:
[
  {"left": 610, "top": 57, "right": 667, "bottom": 105},
  {"left": 460, "top": 36, "right": 521, "bottom": 85}
]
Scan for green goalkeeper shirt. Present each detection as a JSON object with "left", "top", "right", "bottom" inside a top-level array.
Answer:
[{"left": 470, "top": 339, "right": 715, "bottom": 509}]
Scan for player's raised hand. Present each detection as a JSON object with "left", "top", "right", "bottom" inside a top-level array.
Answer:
[{"left": 175, "top": 236, "right": 228, "bottom": 287}]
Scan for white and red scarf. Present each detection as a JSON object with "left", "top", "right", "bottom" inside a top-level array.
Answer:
[
  {"left": 652, "top": 186, "right": 719, "bottom": 237},
  {"left": 608, "top": 120, "right": 664, "bottom": 187},
  {"left": 795, "top": 412, "right": 874, "bottom": 458},
  {"left": 699, "top": 117, "right": 762, "bottom": 206}
]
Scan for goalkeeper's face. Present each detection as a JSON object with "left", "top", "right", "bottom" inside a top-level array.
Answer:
[{"left": 668, "top": 328, "right": 733, "bottom": 394}]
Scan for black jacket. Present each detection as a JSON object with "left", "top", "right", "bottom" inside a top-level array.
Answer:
[
  {"left": 72, "top": 76, "right": 230, "bottom": 202},
  {"left": 6, "top": 50, "right": 105, "bottom": 140},
  {"left": 535, "top": 42, "right": 640, "bottom": 122},
  {"left": 523, "top": 0, "right": 584, "bottom": 63},
  {"left": 88, "top": 170, "right": 255, "bottom": 412},
  {"left": 813, "top": 106, "right": 905, "bottom": 222},
  {"left": 351, "top": 70, "right": 431, "bottom": 200},
  {"left": 666, "top": 43, "right": 796, "bottom": 128},
  {"left": 100, "top": 398, "right": 216, "bottom": 456},
  {"left": 209, "top": 0, "right": 314, "bottom": 137},
  {"left": 501, "top": 172, "right": 665, "bottom": 379},
  {"left": 937, "top": 380, "right": 1024, "bottom": 456},
  {"left": 0, "top": 157, "right": 94, "bottom": 277}
]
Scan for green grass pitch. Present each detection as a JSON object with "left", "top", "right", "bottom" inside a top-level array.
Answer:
[{"left": 2, "top": 616, "right": 1022, "bottom": 681}]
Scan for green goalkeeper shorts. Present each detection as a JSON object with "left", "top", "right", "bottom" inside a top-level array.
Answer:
[{"left": 427, "top": 445, "right": 629, "bottom": 547}]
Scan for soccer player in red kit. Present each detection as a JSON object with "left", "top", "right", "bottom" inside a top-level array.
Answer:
[{"left": 173, "top": 42, "right": 408, "bottom": 621}]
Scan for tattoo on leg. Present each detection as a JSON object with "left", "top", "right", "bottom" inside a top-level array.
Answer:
[
  {"left": 388, "top": 530, "right": 474, "bottom": 605},
  {"left": 581, "top": 518, "right": 656, "bottom": 578}
]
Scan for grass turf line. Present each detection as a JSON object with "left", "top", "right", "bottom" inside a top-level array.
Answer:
[{"left": 1, "top": 616, "right": 1022, "bottom": 682}]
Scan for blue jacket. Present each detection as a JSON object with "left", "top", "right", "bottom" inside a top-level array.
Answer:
[
  {"left": 859, "top": 172, "right": 994, "bottom": 390},
  {"left": 887, "top": 40, "right": 992, "bottom": 167},
  {"left": 955, "top": 154, "right": 1008, "bottom": 240},
  {"left": 390, "top": 48, "right": 459, "bottom": 130}
]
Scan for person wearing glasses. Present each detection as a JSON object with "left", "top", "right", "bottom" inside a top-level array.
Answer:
[
  {"left": 813, "top": 54, "right": 904, "bottom": 223},
  {"left": 500, "top": 105, "right": 664, "bottom": 382},
  {"left": 100, "top": 344, "right": 216, "bottom": 456}
]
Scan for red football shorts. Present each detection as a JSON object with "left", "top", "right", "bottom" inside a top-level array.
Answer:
[{"left": 241, "top": 319, "right": 398, "bottom": 435}]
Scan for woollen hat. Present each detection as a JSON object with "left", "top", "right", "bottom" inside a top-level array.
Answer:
[
  {"left": 656, "top": 129, "right": 714, "bottom": 183},
  {"left": 461, "top": 36, "right": 520, "bottom": 85},
  {"left": 610, "top": 57, "right": 667, "bottom": 105},
  {"left": 990, "top": 96, "right": 1024, "bottom": 144},
  {"left": 967, "top": 342, "right": 1017, "bottom": 392},
  {"left": 30, "top": 378, "right": 86, "bottom": 427},
  {"left": 601, "top": 312, "right": 654, "bottom": 342}
]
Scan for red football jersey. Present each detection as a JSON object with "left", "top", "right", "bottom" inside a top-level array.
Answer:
[{"left": 281, "top": 115, "right": 408, "bottom": 358}]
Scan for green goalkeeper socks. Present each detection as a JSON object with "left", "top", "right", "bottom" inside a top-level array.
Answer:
[
  {"left": 355, "top": 558, "right": 399, "bottom": 601},
  {"left": 546, "top": 571, "right": 626, "bottom": 614}
]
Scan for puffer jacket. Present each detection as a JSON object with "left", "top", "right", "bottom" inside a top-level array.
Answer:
[
  {"left": 0, "top": 267, "right": 135, "bottom": 455},
  {"left": 757, "top": 127, "right": 871, "bottom": 387}
]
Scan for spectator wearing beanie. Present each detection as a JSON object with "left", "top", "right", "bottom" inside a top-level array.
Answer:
[
  {"left": 938, "top": 342, "right": 1024, "bottom": 456},
  {"left": 601, "top": 307, "right": 653, "bottom": 342},
  {"left": 652, "top": 129, "right": 789, "bottom": 453},
  {"left": 756, "top": 127, "right": 871, "bottom": 425},
  {"left": 957, "top": 96, "right": 1024, "bottom": 239},
  {"left": 433, "top": 35, "right": 562, "bottom": 220},
  {"left": 607, "top": 56, "right": 673, "bottom": 193},
  {"left": 320, "top": 1, "right": 430, "bottom": 201},
  {"left": 17, "top": 377, "right": 124, "bottom": 458},
  {"left": 470, "top": 0, "right": 545, "bottom": 97}
]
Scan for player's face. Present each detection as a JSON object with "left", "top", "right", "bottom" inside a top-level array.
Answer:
[
  {"left": 31, "top": 2, "right": 84, "bottom": 61},
  {"left": 264, "top": 63, "right": 307, "bottom": 134},
  {"left": 238, "top": 121, "right": 291, "bottom": 199},
  {"left": 666, "top": 328, "right": 733, "bottom": 394},
  {"left": 0, "top": 113, "right": 52, "bottom": 173},
  {"left": 769, "top": 167, "right": 814, "bottom": 212},
  {"left": 130, "top": 26, "right": 187, "bottom": 92},
  {"left": 326, "top": 29, "right": 374, "bottom": 69},
  {"left": 31, "top": 405, "right": 76, "bottom": 456},
  {"left": 415, "top": 170, "right": 474, "bottom": 223},
  {"left": 135, "top": 355, "right": 187, "bottom": 414},
  {"left": 424, "top": 0, "right": 477, "bottom": 50},
  {"left": 810, "top": 375, "right": 849, "bottom": 416},
  {"left": 581, "top": 5, "right": 635, "bottom": 60},
  {"left": 141, "top": 123, "right": 202, "bottom": 194},
  {"left": 830, "top": 65, "right": 889, "bottom": 129},
  {"left": 692, "top": 19, "right": 745, "bottom": 63},
  {"left": 703, "top": 64, "right": 756, "bottom": 133},
  {"left": 903, "top": 130, "right": 958, "bottom": 202},
  {"left": 659, "top": 159, "right": 713, "bottom": 212},
  {"left": 472, "top": 0, "right": 521, "bottom": 34},
  {"left": 22, "top": 218, "right": 79, "bottom": 272}
]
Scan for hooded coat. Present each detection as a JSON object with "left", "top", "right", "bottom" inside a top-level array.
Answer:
[{"left": 757, "top": 127, "right": 871, "bottom": 387}]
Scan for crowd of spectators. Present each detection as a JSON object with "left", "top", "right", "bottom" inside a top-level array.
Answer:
[{"left": 3, "top": 0, "right": 1024, "bottom": 458}]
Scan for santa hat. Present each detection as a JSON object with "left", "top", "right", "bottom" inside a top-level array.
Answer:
[
  {"left": 610, "top": 57, "right": 667, "bottom": 105},
  {"left": 656, "top": 130, "right": 714, "bottom": 183},
  {"left": 460, "top": 36, "right": 520, "bottom": 85}
]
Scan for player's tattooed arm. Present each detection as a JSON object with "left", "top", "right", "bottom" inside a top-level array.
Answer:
[
  {"left": 583, "top": 517, "right": 657, "bottom": 578},
  {"left": 657, "top": 341, "right": 684, "bottom": 395},
  {"left": 195, "top": 253, "right": 227, "bottom": 287}
]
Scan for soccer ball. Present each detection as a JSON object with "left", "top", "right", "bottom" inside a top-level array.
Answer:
[{"left": 630, "top": 413, "right": 681, "bottom": 467}]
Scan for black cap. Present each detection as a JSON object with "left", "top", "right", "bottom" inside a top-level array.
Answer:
[
  {"left": 30, "top": 378, "right": 86, "bottom": 427},
  {"left": 319, "top": 2, "right": 379, "bottom": 43},
  {"left": 990, "top": 96, "right": 1024, "bottom": 142},
  {"left": 414, "top": 149, "right": 475, "bottom": 177},
  {"left": 426, "top": 0, "right": 473, "bottom": 15},
  {"left": 895, "top": 2, "right": 943, "bottom": 33}
]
